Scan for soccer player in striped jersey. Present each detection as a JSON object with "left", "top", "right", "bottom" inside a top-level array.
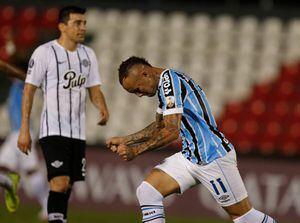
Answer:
[
  {"left": 18, "top": 6, "right": 109, "bottom": 223},
  {"left": 107, "top": 56, "right": 276, "bottom": 223}
]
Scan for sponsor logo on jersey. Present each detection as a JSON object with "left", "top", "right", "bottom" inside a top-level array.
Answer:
[
  {"left": 63, "top": 70, "right": 86, "bottom": 89},
  {"left": 51, "top": 160, "right": 63, "bottom": 168},
  {"left": 218, "top": 194, "right": 230, "bottom": 203},
  {"left": 82, "top": 59, "right": 89, "bottom": 67},
  {"left": 162, "top": 73, "right": 174, "bottom": 96}
]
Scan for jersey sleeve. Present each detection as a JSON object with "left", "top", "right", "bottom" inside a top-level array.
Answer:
[
  {"left": 157, "top": 70, "right": 183, "bottom": 116},
  {"left": 25, "top": 46, "right": 47, "bottom": 87},
  {"left": 85, "top": 49, "right": 102, "bottom": 87}
]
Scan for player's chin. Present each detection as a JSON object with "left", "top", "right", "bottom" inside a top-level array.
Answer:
[{"left": 76, "top": 37, "right": 85, "bottom": 43}]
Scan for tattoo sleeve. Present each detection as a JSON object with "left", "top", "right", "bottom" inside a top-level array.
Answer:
[
  {"left": 123, "top": 113, "right": 164, "bottom": 145},
  {"left": 129, "top": 113, "right": 181, "bottom": 156}
]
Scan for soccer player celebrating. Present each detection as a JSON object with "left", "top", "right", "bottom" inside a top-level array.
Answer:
[
  {"left": 18, "top": 6, "right": 109, "bottom": 223},
  {"left": 107, "top": 56, "right": 276, "bottom": 223}
]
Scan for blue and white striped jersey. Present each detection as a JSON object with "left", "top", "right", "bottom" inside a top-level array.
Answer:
[
  {"left": 8, "top": 80, "right": 24, "bottom": 132},
  {"left": 156, "top": 69, "right": 234, "bottom": 165}
]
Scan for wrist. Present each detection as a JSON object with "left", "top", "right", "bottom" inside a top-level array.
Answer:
[{"left": 132, "top": 147, "right": 140, "bottom": 156}]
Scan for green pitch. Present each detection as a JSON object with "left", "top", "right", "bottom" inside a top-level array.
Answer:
[{"left": 0, "top": 204, "right": 231, "bottom": 223}]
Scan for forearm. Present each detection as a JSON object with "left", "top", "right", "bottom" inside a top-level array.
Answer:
[
  {"left": 123, "top": 122, "right": 157, "bottom": 145},
  {"left": 0, "top": 62, "right": 26, "bottom": 81},
  {"left": 90, "top": 88, "right": 108, "bottom": 112},
  {"left": 20, "top": 84, "right": 36, "bottom": 131},
  {"left": 130, "top": 127, "right": 179, "bottom": 155}
]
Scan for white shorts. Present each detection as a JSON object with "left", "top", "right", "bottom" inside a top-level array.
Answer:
[
  {"left": 0, "top": 132, "right": 39, "bottom": 171},
  {"left": 155, "top": 150, "right": 248, "bottom": 207}
]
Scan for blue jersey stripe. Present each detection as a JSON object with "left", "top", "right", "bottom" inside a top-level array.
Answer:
[{"left": 157, "top": 69, "right": 234, "bottom": 164}]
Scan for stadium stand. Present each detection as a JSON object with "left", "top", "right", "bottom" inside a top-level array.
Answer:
[{"left": 0, "top": 6, "right": 298, "bottom": 156}]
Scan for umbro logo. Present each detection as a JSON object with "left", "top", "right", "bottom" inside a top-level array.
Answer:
[{"left": 51, "top": 160, "right": 63, "bottom": 168}]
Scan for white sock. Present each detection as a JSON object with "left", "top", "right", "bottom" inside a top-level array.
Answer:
[
  {"left": 234, "top": 208, "right": 277, "bottom": 223},
  {"left": 0, "top": 173, "right": 12, "bottom": 190},
  {"left": 136, "top": 181, "right": 165, "bottom": 223},
  {"left": 27, "top": 171, "right": 49, "bottom": 213}
]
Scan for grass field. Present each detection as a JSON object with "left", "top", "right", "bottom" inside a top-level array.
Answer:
[{"left": 0, "top": 205, "right": 232, "bottom": 223}]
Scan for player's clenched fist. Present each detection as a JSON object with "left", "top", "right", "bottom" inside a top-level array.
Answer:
[
  {"left": 106, "top": 136, "right": 125, "bottom": 148},
  {"left": 116, "top": 144, "right": 136, "bottom": 161}
]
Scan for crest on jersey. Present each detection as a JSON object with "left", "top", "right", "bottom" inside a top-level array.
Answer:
[
  {"left": 63, "top": 70, "right": 86, "bottom": 89},
  {"left": 28, "top": 59, "right": 34, "bottom": 68},
  {"left": 82, "top": 59, "right": 89, "bottom": 67},
  {"left": 166, "top": 96, "right": 175, "bottom": 108}
]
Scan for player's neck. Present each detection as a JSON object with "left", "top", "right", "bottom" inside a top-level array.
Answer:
[{"left": 57, "top": 37, "right": 78, "bottom": 52}]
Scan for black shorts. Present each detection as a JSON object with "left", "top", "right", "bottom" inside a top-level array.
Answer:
[{"left": 39, "top": 136, "right": 86, "bottom": 183}]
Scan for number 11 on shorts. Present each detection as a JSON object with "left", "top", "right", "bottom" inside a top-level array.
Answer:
[{"left": 210, "top": 178, "right": 227, "bottom": 195}]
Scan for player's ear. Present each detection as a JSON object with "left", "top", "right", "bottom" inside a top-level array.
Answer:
[{"left": 58, "top": 23, "right": 66, "bottom": 33}]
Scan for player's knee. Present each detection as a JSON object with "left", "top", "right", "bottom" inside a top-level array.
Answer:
[
  {"left": 50, "top": 176, "right": 70, "bottom": 193},
  {"left": 136, "top": 181, "right": 163, "bottom": 205}
]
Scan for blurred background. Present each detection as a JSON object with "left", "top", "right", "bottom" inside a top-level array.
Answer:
[{"left": 0, "top": 0, "right": 299, "bottom": 222}]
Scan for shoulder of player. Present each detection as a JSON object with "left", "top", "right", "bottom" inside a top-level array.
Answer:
[
  {"left": 32, "top": 40, "right": 54, "bottom": 56},
  {"left": 161, "top": 69, "right": 182, "bottom": 83}
]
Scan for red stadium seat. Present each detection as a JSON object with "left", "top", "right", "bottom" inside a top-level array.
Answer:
[
  {"left": 0, "top": 6, "right": 15, "bottom": 26},
  {"left": 0, "top": 46, "right": 9, "bottom": 61},
  {"left": 279, "top": 63, "right": 299, "bottom": 82},
  {"left": 252, "top": 83, "right": 272, "bottom": 100},
  {"left": 15, "top": 26, "right": 38, "bottom": 49},
  {"left": 18, "top": 6, "right": 39, "bottom": 26},
  {"left": 41, "top": 7, "right": 59, "bottom": 29}
]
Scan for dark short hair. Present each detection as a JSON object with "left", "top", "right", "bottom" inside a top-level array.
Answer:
[
  {"left": 118, "top": 56, "right": 152, "bottom": 84},
  {"left": 58, "top": 6, "right": 86, "bottom": 24}
]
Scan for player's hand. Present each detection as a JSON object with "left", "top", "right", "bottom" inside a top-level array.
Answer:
[
  {"left": 106, "top": 136, "right": 125, "bottom": 148},
  {"left": 98, "top": 109, "right": 109, "bottom": 126},
  {"left": 116, "top": 144, "right": 136, "bottom": 161},
  {"left": 17, "top": 129, "right": 32, "bottom": 155}
]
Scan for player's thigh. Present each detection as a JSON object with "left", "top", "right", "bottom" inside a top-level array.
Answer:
[
  {"left": 145, "top": 168, "right": 180, "bottom": 197},
  {"left": 39, "top": 136, "right": 71, "bottom": 181},
  {"left": 70, "top": 138, "right": 86, "bottom": 183},
  {"left": 150, "top": 152, "right": 197, "bottom": 197},
  {"left": 193, "top": 150, "right": 248, "bottom": 207}
]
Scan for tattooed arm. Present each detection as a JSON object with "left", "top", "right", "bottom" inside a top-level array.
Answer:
[
  {"left": 106, "top": 113, "right": 164, "bottom": 147},
  {"left": 114, "top": 113, "right": 181, "bottom": 161}
]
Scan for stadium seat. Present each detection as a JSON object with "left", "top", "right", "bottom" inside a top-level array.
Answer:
[
  {"left": 0, "top": 6, "right": 15, "bottom": 26},
  {"left": 41, "top": 7, "right": 59, "bottom": 29},
  {"left": 18, "top": 6, "right": 39, "bottom": 26}
]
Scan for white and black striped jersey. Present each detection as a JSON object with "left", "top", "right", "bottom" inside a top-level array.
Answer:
[{"left": 26, "top": 40, "right": 101, "bottom": 140}]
